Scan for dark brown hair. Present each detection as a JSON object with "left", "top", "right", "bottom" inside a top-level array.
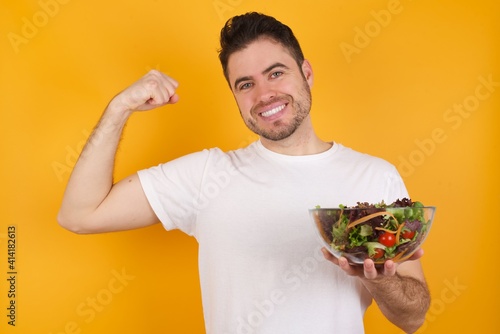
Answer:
[{"left": 218, "top": 12, "right": 305, "bottom": 82}]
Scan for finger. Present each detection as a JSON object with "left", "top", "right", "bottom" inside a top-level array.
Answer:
[
  {"left": 144, "top": 68, "right": 177, "bottom": 87},
  {"left": 321, "top": 247, "right": 338, "bottom": 264},
  {"left": 383, "top": 260, "right": 397, "bottom": 276},
  {"left": 397, "top": 248, "right": 425, "bottom": 263},
  {"left": 322, "top": 249, "right": 350, "bottom": 272},
  {"left": 167, "top": 93, "right": 180, "bottom": 104},
  {"left": 161, "top": 77, "right": 179, "bottom": 103},
  {"left": 148, "top": 80, "right": 178, "bottom": 106},
  {"left": 162, "top": 85, "right": 179, "bottom": 104},
  {"left": 127, "top": 79, "right": 161, "bottom": 108},
  {"left": 144, "top": 85, "right": 177, "bottom": 108},
  {"left": 162, "top": 74, "right": 179, "bottom": 89},
  {"left": 409, "top": 248, "right": 424, "bottom": 260},
  {"left": 151, "top": 71, "right": 178, "bottom": 99},
  {"left": 322, "top": 249, "right": 363, "bottom": 277},
  {"left": 142, "top": 70, "right": 178, "bottom": 106},
  {"left": 363, "top": 259, "right": 378, "bottom": 280},
  {"left": 338, "top": 257, "right": 359, "bottom": 276}
]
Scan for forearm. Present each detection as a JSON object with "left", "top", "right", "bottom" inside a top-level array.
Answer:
[
  {"left": 362, "top": 272, "right": 430, "bottom": 333},
  {"left": 58, "top": 105, "right": 130, "bottom": 231}
]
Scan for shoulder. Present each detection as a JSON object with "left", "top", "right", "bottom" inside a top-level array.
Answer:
[{"left": 335, "top": 143, "right": 397, "bottom": 172}]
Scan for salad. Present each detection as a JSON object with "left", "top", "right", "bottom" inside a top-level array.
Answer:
[{"left": 315, "top": 198, "right": 431, "bottom": 263}]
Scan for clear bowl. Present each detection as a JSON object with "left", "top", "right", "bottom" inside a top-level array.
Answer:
[{"left": 310, "top": 205, "right": 436, "bottom": 265}]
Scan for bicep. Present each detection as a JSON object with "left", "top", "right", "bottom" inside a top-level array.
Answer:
[{"left": 85, "top": 173, "right": 160, "bottom": 233}]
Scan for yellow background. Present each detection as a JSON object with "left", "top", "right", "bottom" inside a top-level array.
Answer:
[{"left": 1, "top": 0, "right": 499, "bottom": 333}]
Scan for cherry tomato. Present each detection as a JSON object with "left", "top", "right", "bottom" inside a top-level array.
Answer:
[
  {"left": 371, "top": 248, "right": 385, "bottom": 259},
  {"left": 402, "top": 230, "right": 416, "bottom": 239},
  {"left": 378, "top": 232, "right": 396, "bottom": 247}
]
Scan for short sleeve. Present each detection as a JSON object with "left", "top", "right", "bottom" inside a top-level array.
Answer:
[
  {"left": 383, "top": 166, "right": 410, "bottom": 203},
  {"left": 137, "top": 149, "right": 212, "bottom": 236}
]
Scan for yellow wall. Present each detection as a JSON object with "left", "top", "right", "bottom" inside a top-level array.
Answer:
[{"left": 1, "top": 0, "right": 498, "bottom": 333}]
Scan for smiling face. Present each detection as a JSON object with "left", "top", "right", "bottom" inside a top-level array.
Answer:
[{"left": 227, "top": 37, "right": 314, "bottom": 142}]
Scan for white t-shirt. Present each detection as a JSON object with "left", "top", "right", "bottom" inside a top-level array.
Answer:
[{"left": 138, "top": 140, "right": 409, "bottom": 334}]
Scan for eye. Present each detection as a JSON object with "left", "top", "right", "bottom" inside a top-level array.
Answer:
[
  {"left": 239, "top": 82, "right": 253, "bottom": 90},
  {"left": 270, "top": 71, "right": 283, "bottom": 79}
]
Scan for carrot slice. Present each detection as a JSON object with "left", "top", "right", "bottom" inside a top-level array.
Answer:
[
  {"left": 346, "top": 211, "right": 398, "bottom": 230},
  {"left": 374, "top": 227, "right": 398, "bottom": 234},
  {"left": 395, "top": 222, "right": 406, "bottom": 245},
  {"left": 397, "top": 250, "right": 417, "bottom": 262},
  {"left": 391, "top": 248, "right": 408, "bottom": 262}
]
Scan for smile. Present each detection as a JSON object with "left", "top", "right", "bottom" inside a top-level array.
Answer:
[{"left": 260, "top": 104, "right": 286, "bottom": 117}]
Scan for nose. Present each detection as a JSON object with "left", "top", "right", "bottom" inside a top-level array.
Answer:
[{"left": 255, "top": 81, "right": 276, "bottom": 103}]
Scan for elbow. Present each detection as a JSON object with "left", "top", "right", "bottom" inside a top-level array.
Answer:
[
  {"left": 401, "top": 297, "right": 431, "bottom": 333},
  {"left": 57, "top": 211, "right": 93, "bottom": 235},
  {"left": 402, "top": 317, "right": 426, "bottom": 334}
]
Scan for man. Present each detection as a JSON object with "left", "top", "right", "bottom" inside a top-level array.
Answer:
[{"left": 58, "top": 12, "right": 430, "bottom": 333}]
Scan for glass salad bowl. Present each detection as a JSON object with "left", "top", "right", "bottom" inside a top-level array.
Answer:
[{"left": 309, "top": 199, "right": 436, "bottom": 265}]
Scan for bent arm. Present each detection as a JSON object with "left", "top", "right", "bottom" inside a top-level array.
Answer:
[
  {"left": 322, "top": 249, "right": 430, "bottom": 333},
  {"left": 57, "top": 105, "right": 157, "bottom": 234},
  {"left": 57, "top": 70, "right": 179, "bottom": 234}
]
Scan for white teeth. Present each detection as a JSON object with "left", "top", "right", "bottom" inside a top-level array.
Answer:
[{"left": 261, "top": 104, "right": 285, "bottom": 117}]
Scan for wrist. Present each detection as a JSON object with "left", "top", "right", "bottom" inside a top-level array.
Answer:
[
  {"left": 104, "top": 99, "right": 134, "bottom": 124},
  {"left": 107, "top": 98, "right": 132, "bottom": 114}
]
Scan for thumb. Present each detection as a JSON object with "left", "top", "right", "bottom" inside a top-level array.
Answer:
[{"left": 167, "top": 93, "right": 180, "bottom": 104}]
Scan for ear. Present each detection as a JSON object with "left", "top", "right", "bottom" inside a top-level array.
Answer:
[{"left": 301, "top": 59, "right": 314, "bottom": 88}]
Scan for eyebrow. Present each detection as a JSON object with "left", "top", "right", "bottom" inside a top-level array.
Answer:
[{"left": 233, "top": 62, "right": 290, "bottom": 91}]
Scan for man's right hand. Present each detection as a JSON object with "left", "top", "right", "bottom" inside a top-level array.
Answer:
[{"left": 108, "top": 70, "right": 180, "bottom": 114}]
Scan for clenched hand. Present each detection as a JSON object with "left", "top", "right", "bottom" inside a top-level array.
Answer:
[{"left": 108, "top": 70, "right": 180, "bottom": 114}]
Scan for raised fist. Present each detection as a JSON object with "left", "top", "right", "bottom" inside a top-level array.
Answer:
[{"left": 109, "top": 70, "right": 179, "bottom": 113}]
